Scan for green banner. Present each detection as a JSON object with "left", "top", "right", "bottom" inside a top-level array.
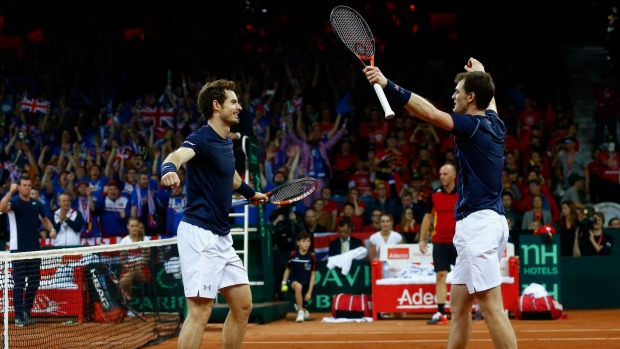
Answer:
[
  {"left": 130, "top": 264, "right": 186, "bottom": 315},
  {"left": 298, "top": 260, "right": 371, "bottom": 312},
  {"left": 518, "top": 235, "right": 562, "bottom": 300}
]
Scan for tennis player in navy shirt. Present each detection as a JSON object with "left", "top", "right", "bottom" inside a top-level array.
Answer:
[
  {"left": 160, "top": 79, "right": 268, "bottom": 349},
  {"left": 364, "top": 58, "right": 517, "bottom": 349},
  {"left": 0, "top": 176, "right": 56, "bottom": 327}
]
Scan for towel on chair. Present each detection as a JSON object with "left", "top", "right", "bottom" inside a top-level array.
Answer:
[{"left": 327, "top": 247, "right": 368, "bottom": 275}]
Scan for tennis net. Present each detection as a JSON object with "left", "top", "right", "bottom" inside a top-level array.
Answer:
[{"left": 0, "top": 238, "right": 184, "bottom": 349}]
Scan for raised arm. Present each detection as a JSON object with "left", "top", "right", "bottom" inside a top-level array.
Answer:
[
  {"left": 364, "top": 65, "right": 454, "bottom": 131},
  {"left": 464, "top": 58, "right": 497, "bottom": 113}
]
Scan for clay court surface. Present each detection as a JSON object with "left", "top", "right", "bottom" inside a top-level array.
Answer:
[{"left": 149, "top": 309, "right": 620, "bottom": 349}]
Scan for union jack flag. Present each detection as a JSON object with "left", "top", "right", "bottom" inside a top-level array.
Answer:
[
  {"left": 139, "top": 106, "right": 175, "bottom": 136},
  {"left": 20, "top": 97, "right": 50, "bottom": 114}
]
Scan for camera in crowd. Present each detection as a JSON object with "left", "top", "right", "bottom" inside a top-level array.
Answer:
[{"left": 578, "top": 208, "right": 597, "bottom": 231}]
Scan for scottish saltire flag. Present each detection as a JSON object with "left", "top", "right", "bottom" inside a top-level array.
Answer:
[{"left": 20, "top": 97, "right": 50, "bottom": 114}]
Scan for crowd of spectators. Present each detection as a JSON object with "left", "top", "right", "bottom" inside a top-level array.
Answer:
[{"left": 0, "top": 1, "right": 617, "bottom": 259}]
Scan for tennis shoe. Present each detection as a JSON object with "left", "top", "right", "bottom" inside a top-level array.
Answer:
[
  {"left": 15, "top": 318, "right": 25, "bottom": 327},
  {"left": 304, "top": 309, "right": 310, "bottom": 320},
  {"left": 427, "top": 311, "right": 448, "bottom": 325},
  {"left": 295, "top": 310, "right": 305, "bottom": 323},
  {"left": 23, "top": 313, "right": 35, "bottom": 326}
]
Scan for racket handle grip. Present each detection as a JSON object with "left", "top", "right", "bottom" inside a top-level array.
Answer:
[
  {"left": 374, "top": 83, "right": 396, "bottom": 119},
  {"left": 231, "top": 199, "right": 251, "bottom": 208}
]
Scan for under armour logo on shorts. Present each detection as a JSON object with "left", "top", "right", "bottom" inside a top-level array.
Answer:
[{"left": 204, "top": 285, "right": 211, "bottom": 291}]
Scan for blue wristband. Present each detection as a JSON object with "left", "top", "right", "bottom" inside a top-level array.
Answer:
[
  {"left": 161, "top": 162, "right": 177, "bottom": 176},
  {"left": 385, "top": 80, "right": 412, "bottom": 107},
  {"left": 237, "top": 182, "right": 256, "bottom": 199}
]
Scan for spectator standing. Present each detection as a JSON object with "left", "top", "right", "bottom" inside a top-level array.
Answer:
[
  {"left": 0, "top": 176, "right": 56, "bottom": 327},
  {"left": 557, "top": 201, "right": 579, "bottom": 257},
  {"left": 419, "top": 163, "right": 458, "bottom": 325},
  {"left": 131, "top": 172, "right": 164, "bottom": 236},
  {"left": 163, "top": 181, "right": 186, "bottom": 236},
  {"left": 52, "top": 192, "right": 84, "bottom": 246},
  {"left": 73, "top": 180, "right": 98, "bottom": 237},
  {"left": 286, "top": 113, "right": 344, "bottom": 208},
  {"left": 551, "top": 136, "right": 589, "bottom": 193},
  {"left": 97, "top": 180, "right": 130, "bottom": 237}
]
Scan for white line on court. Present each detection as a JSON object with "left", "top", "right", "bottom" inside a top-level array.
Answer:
[
  {"left": 242, "top": 337, "right": 620, "bottom": 344},
  {"left": 251, "top": 328, "right": 620, "bottom": 335}
]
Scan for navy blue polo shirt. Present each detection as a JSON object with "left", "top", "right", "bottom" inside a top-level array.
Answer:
[
  {"left": 451, "top": 110, "right": 506, "bottom": 220},
  {"left": 8, "top": 197, "right": 45, "bottom": 252},
  {"left": 180, "top": 125, "right": 235, "bottom": 236},
  {"left": 287, "top": 249, "right": 317, "bottom": 286}
]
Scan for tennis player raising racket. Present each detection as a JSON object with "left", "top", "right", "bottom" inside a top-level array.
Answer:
[
  {"left": 160, "top": 79, "right": 268, "bottom": 349},
  {"left": 364, "top": 58, "right": 517, "bottom": 349}
]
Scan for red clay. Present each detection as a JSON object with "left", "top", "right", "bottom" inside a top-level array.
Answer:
[{"left": 148, "top": 309, "right": 620, "bottom": 349}]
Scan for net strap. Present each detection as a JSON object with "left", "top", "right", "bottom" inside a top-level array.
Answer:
[{"left": 1, "top": 237, "right": 178, "bottom": 262}]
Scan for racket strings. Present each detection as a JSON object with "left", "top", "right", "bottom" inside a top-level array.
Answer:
[
  {"left": 270, "top": 181, "right": 315, "bottom": 203},
  {"left": 331, "top": 9, "right": 375, "bottom": 58}
]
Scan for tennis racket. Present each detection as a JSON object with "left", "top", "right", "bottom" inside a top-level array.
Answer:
[
  {"left": 231, "top": 177, "right": 318, "bottom": 208},
  {"left": 330, "top": 5, "right": 396, "bottom": 120}
]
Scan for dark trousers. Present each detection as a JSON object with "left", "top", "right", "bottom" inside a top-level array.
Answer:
[{"left": 11, "top": 259, "right": 41, "bottom": 320}]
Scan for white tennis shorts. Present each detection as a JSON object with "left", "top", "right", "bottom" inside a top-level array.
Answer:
[
  {"left": 451, "top": 210, "right": 509, "bottom": 294},
  {"left": 177, "top": 221, "right": 249, "bottom": 298}
]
